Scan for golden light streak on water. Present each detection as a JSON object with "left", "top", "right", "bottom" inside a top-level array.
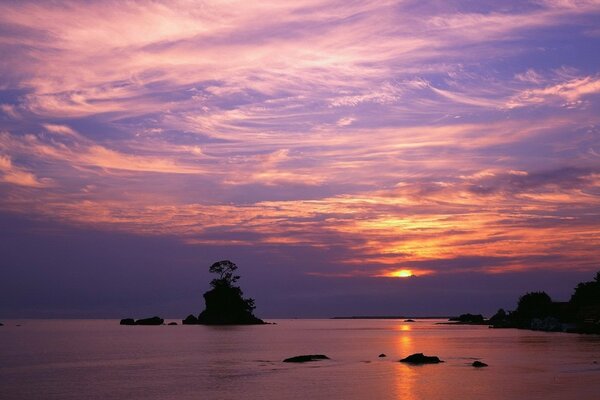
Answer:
[{"left": 394, "top": 324, "right": 416, "bottom": 400}]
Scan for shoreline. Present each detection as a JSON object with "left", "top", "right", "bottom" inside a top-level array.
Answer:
[{"left": 331, "top": 316, "right": 450, "bottom": 320}]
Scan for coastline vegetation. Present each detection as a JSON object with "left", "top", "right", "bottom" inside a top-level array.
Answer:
[{"left": 489, "top": 271, "right": 600, "bottom": 333}]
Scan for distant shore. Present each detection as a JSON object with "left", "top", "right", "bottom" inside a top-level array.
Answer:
[{"left": 332, "top": 316, "right": 450, "bottom": 320}]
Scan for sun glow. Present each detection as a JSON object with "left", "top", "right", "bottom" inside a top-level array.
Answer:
[
  {"left": 376, "top": 268, "right": 436, "bottom": 278},
  {"left": 388, "top": 269, "right": 414, "bottom": 278}
]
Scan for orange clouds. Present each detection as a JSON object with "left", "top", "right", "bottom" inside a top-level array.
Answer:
[
  {"left": 2, "top": 167, "right": 599, "bottom": 278},
  {"left": 507, "top": 75, "right": 600, "bottom": 108},
  {"left": 0, "top": 155, "right": 51, "bottom": 188},
  {"left": 0, "top": 127, "right": 206, "bottom": 175},
  {"left": 1, "top": 0, "right": 599, "bottom": 280}
]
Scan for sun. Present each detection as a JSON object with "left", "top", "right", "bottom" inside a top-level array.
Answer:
[
  {"left": 375, "top": 268, "right": 435, "bottom": 279},
  {"left": 388, "top": 269, "right": 414, "bottom": 278}
]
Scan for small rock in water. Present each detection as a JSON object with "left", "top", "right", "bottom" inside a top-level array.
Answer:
[
  {"left": 404, "top": 319, "right": 415, "bottom": 322},
  {"left": 378, "top": 353, "right": 387, "bottom": 357},
  {"left": 399, "top": 353, "right": 443, "bottom": 364},
  {"left": 168, "top": 322, "right": 178, "bottom": 325},
  {"left": 120, "top": 318, "right": 135, "bottom": 325},
  {"left": 0, "top": 322, "right": 3, "bottom": 326},
  {"left": 283, "top": 354, "right": 330, "bottom": 363},
  {"left": 472, "top": 361, "right": 488, "bottom": 367}
]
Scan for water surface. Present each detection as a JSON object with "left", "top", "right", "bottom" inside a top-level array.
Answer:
[{"left": 1, "top": 319, "right": 599, "bottom": 399}]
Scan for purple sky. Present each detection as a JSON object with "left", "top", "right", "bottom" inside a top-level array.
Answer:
[{"left": 1, "top": 0, "right": 599, "bottom": 318}]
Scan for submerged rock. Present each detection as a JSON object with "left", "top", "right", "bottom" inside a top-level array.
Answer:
[
  {"left": 283, "top": 354, "right": 330, "bottom": 363},
  {"left": 378, "top": 353, "right": 387, "bottom": 357},
  {"left": 400, "top": 353, "right": 443, "bottom": 364},
  {"left": 119, "top": 318, "right": 135, "bottom": 325},
  {"left": 472, "top": 361, "right": 488, "bottom": 367},
  {"left": 167, "top": 322, "right": 178, "bottom": 325},
  {"left": 134, "top": 316, "right": 164, "bottom": 325}
]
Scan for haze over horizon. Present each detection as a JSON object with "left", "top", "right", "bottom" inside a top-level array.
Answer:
[{"left": 1, "top": 0, "right": 599, "bottom": 318}]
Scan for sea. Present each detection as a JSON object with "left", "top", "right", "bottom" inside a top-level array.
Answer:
[{"left": 1, "top": 318, "right": 599, "bottom": 400}]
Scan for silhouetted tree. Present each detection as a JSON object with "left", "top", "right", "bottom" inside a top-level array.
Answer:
[
  {"left": 208, "top": 260, "right": 255, "bottom": 313},
  {"left": 569, "top": 271, "right": 600, "bottom": 321},
  {"left": 515, "top": 291, "right": 553, "bottom": 321},
  {"left": 570, "top": 272, "right": 600, "bottom": 307},
  {"left": 209, "top": 260, "right": 240, "bottom": 288},
  {"left": 489, "top": 308, "right": 507, "bottom": 323}
]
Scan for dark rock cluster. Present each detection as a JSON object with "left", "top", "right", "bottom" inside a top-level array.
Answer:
[
  {"left": 120, "top": 316, "right": 164, "bottom": 326},
  {"left": 283, "top": 354, "right": 330, "bottom": 363},
  {"left": 120, "top": 260, "right": 264, "bottom": 327},
  {"left": 183, "top": 260, "right": 264, "bottom": 325},
  {"left": 448, "top": 313, "right": 485, "bottom": 324},
  {"left": 182, "top": 314, "right": 198, "bottom": 325},
  {"left": 399, "top": 353, "right": 443, "bottom": 364}
]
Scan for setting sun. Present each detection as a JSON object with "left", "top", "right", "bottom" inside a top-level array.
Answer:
[
  {"left": 377, "top": 268, "right": 436, "bottom": 278},
  {"left": 389, "top": 269, "right": 414, "bottom": 278}
]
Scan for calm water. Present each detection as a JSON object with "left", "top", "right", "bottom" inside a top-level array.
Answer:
[{"left": 1, "top": 319, "right": 599, "bottom": 400}]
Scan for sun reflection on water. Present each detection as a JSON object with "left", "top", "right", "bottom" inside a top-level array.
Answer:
[{"left": 394, "top": 324, "right": 416, "bottom": 400}]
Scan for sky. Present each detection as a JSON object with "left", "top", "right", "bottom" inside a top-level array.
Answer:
[{"left": 1, "top": 0, "right": 599, "bottom": 318}]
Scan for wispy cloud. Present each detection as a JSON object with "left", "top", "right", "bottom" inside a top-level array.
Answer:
[
  {"left": 0, "top": 0, "right": 599, "bottom": 279},
  {"left": 507, "top": 75, "right": 600, "bottom": 108},
  {"left": 0, "top": 126, "right": 208, "bottom": 175},
  {"left": 0, "top": 154, "right": 51, "bottom": 187}
]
